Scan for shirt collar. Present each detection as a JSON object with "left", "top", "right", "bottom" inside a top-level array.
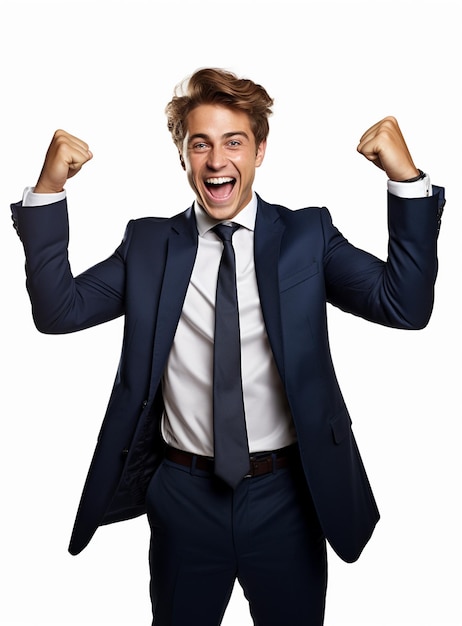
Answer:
[{"left": 194, "top": 192, "right": 258, "bottom": 237}]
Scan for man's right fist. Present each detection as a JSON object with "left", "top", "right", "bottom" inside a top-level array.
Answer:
[{"left": 34, "top": 129, "right": 93, "bottom": 194}]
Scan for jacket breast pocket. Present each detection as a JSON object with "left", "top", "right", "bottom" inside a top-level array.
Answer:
[{"left": 279, "top": 261, "right": 319, "bottom": 293}]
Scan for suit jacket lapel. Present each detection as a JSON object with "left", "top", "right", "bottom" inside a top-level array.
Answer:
[
  {"left": 254, "top": 197, "right": 286, "bottom": 382},
  {"left": 148, "top": 199, "right": 286, "bottom": 394},
  {"left": 149, "top": 207, "right": 198, "bottom": 395}
]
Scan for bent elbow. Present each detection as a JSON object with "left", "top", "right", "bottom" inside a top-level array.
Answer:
[
  {"left": 32, "top": 310, "right": 71, "bottom": 335},
  {"left": 402, "top": 304, "right": 434, "bottom": 331},
  {"left": 33, "top": 317, "right": 60, "bottom": 335}
]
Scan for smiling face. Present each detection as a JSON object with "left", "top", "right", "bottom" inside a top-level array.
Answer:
[{"left": 180, "top": 104, "right": 267, "bottom": 221}]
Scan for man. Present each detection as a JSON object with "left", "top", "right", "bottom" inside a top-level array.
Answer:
[{"left": 12, "top": 68, "right": 445, "bottom": 625}]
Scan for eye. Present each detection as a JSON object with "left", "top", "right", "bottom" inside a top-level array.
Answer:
[
  {"left": 227, "top": 139, "right": 241, "bottom": 148},
  {"left": 193, "top": 142, "right": 208, "bottom": 150}
]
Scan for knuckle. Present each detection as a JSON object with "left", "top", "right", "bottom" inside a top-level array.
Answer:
[
  {"left": 382, "top": 116, "right": 398, "bottom": 129},
  {"left": 53, "top": 129, "right": 67, "bottom": 140}
]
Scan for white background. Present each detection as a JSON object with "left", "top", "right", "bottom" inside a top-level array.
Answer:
[{"left": 1, "top": 0, "right": 461, "bottom": 624}]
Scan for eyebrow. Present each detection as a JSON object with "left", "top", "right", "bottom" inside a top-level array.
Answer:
[{"left": 188, "top": 131, "right": 250, "bottom": 143}]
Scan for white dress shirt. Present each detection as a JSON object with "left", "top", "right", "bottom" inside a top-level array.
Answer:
[
  {"left": 161, "top": 195, "right": 296, "bottom": 456},
  {"left": 22, "top": 174, "right": 431, "bottom": 456}
]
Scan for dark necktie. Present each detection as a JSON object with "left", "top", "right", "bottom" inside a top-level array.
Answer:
[{"left": 212, "top": 223, "right": 250, "bottom": 488}]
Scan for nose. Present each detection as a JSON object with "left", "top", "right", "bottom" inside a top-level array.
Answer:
[{"left": 207, "top": 145, "right": 227, "bottom": 170}]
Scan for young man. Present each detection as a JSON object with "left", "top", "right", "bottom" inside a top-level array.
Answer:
[{"left": 12, "top": 68, "right": 445, "bottom": 625}]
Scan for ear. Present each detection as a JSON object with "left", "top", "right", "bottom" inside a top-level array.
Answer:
[
  {"left": 255, "top": 139, "right": 267, "bottom": 168},
  {"left": 179, "top": 151, "right": 186, "bottom": 170}
]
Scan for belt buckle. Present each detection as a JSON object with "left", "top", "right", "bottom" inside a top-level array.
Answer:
[{"left": 244, "top": 455, "right": 272, "bottom": 478}]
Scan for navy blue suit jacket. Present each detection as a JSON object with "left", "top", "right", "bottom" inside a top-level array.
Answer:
[{"left": 12, "top": 188, "right": 444, "bottom": 562}]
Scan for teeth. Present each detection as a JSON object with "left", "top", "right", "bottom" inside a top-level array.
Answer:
[{"left": 205, "top": 177, "right": 234, "bottom": 185}]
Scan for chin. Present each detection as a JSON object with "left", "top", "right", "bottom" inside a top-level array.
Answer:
[
  {"left": 210, "top": 207, "right": 239, "bottom": 221},
  {"left": 198, "top": 200, "right": 235, "bottom": 221}
]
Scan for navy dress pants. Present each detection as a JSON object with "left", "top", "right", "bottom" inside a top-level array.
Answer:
[{"left": 146, "top": 451, "right": 327, "bottom": 625}]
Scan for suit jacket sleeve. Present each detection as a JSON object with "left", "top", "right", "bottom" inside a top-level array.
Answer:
[
  {"left": 323, "top": 186, "right": 445, "bottom": 329},
  {"left": 11, "top": 198, "right": 131, "bottom": 333}
]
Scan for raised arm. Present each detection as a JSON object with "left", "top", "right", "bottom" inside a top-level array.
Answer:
[
  {"left": 12, "top": 131, "right": 127, "bottom": 334},
  {"left": 324, "top": 117, "right": 444, "bottom": 328}
]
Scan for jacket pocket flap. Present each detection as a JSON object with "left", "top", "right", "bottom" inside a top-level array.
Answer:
[{"left": 330, "top": 410, "right": 352, "bottom": 444}]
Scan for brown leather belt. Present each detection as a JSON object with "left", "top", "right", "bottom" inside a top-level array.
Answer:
[{"left": 165, "top": 445, "right": 293, "bottom": 478}]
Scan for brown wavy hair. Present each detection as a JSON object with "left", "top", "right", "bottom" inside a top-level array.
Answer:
[{"left": 166, "top": 68, "right": 274, "bottom": 150}]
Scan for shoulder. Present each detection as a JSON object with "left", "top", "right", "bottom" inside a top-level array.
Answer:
[
  {"left": 256, "top": 195, "right": 332, "bottom": 230},
  {"left": 123, "top": 205, "right": 195, "bottom": 241},
  {"left": 129, "top": 204, "right": 193, "bottom": 229}
]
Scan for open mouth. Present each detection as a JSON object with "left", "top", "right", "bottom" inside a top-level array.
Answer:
[{"left": 204, "top": 177, "right": 236, "bottom": 200}]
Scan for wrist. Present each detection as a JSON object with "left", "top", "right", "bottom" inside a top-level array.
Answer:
[
  {"left": 34, "top": 182, "right": 64, "bottom": 194},
  {"left": 392, "top": 168, "right": 425, "bottom": 183}
]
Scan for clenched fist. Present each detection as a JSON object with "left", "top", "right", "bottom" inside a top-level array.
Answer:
[
  {"left": 357, "top": 116, "right": 419, "bottom": 182},
  {"left": 34, "top": 129, "right": 93, "bottom": 194}
]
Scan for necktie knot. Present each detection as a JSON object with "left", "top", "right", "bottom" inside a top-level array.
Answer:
[{"left": 213, "top": 222, "right": 240, "bottom": 243}]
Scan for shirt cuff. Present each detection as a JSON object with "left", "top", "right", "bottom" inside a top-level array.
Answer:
[
  {"left": 387, "top": 173, "right": 431, "bottom": 199},
  {"left": 22, "top": 186, "right": 66, "bottom": 207}
]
